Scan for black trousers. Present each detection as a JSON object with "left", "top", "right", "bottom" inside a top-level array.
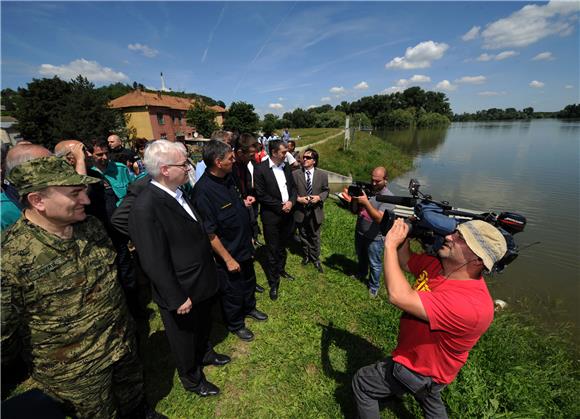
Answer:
[
  {"left": 216, "top": 259, "right": 257, "bottom": 331},
  {"left": 297, "top": 211, "right": 322, "bottom": 262},
  {"left": 158, "top": 297, "right": 214, "bottom": 389},
  {"left": 262, "top": 216, "right": 295, "bottom": 287}
]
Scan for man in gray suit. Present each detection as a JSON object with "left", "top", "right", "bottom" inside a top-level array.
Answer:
[{"left": 292, "top": 148, "right": 329, "bottom": 273}]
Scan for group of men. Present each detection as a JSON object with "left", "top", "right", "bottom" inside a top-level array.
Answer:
[{"left": 1, "top": 129, "right": 510, "bottom": 418}]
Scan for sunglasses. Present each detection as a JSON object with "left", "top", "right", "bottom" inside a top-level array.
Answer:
[{"left": 303, "top": 156, "right": 314, "bottom": 160}]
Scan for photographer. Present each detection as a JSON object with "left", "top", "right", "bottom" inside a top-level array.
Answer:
[
  {"left": 352, "top": 218, "right": 507, "bottom": 418},
  {"left": 351, "top": 167, "right": 394, "bottom": 298}
]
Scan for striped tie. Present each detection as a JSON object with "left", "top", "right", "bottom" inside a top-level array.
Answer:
[{"left": 306, "top": 170, "right": 313, "bottom": 196}]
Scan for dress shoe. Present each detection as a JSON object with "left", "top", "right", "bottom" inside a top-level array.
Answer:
[
  {"left": 233, "top": 327, "right": 255, "bottom": 342},
  {"left": 255, "top": 283, "right": 265, "bottom": 293},
  {"left": 247, "top": 308, "right": 268, "bottom": 321},
  {"left": 269, "top": 287, "right": 278, "bottom": 301},
  {"left": 281, "top": 271, "right": 295, "bottom": 281},
  {"left": 189, "top": 379, "right": 220, "bottom": 397},
  {"left": 313, "top": 261, "right": 324, "bottom": 273},
  {"left": 202, "top": 352, "right": 231, "bottom": 367},
  {"left": 301, "top": 256, "right": 310, "bottom": 266}
]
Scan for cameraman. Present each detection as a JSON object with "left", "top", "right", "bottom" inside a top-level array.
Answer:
[
  {"left": 351, "top": 167, "right": 394, "bottom": 298},
  {"left": 352, "top": 218, "right": 507, "bottom": 418}
]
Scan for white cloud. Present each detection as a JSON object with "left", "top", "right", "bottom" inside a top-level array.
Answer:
[
  {"left": 320, "top": 96, "right": 331, "bottom": 102},
  {"left": 529, "top": 80, "right": 545, "bottom": 88},
  {"left": 532, "top": 51, "right": 555, "bottom": 61},
  {"left": 329, "top": 86, "right": 345, "bottom": 94},
  {"left": 354, "top": 81, "right": 369, "bottom": 90},
  {"left": 564, "top": 84, "right": 574, "bottom": 89},
  {"left": 396, "top": 74, "right": 431, "bottom": 87},
  {"left": 380, "top": 86, "right": 403, "bottom": 95},
  {"left": 278, "top": 97, "right": 285, "bottom": 101},
  {"left": 269, "top": 103, "right": 284, "bottom": 109},
  {"left": 435, "top": 80, "right": 457, "bottom": 91},
  {"left": 462, "top": 26, "right": 481, "bottom": 41},
  {"left": 478, "top": 91, "right": 506, "bottom": 96},
  {"left": 481, "top": 1, "right": 580, "bottom": 49},
  {"left": 476, "top": 50, "right": 518, "bottom": 61},
  {"left": 38, "top": 58, "right": 128, "bottom": 82},
  {"left": 386, "top": 41, "right": 449, "bottom": 69},
  {"left": 495, "top": 50, "right": 518, "bottom": 61},
  {"left": 455, "top": 75, "right": 486, "bottom": 85},
  {"left": 128, "top": 43, "right": 159, "bottom": 58},
  {"left": 308, "top": 105, "right": 317, "bottom": 109}
]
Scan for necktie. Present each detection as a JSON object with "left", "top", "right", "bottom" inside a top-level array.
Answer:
[{"left": 306, "top": 170, "right": 313, "bottom": 196}]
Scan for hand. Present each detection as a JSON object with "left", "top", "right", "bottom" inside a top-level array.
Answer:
[
  {"left": 177, "top": 297, "right": 192, "bottom": 315},
  {"left": 70, "top": 143, "right": 86, "bottom": 161},
  {"left": 282, "top": 201, "right": 293, "bottom": 213},
  {"left": 352, "top": 191, "right": 369, "bottom": 207},
  {"left": 297, "top": 196, "right": 309, "bottom": 205},
  {"left": 244, "top": 196, "right": 256, "bottom": 207},
  {"left": 132, "top": 161, "right": 141, "bottom": 175},
  {"left": 226, "top": 258, "right": 241, "bottom": 273},
  {"left": 310, "top": 195, "right": 321, "bottom": 204},
  {"left": 385, "top": 218, "right": 409, "bottom": 250}
]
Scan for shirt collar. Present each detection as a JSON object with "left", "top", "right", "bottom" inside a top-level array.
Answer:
[
  {"left": 268, "top": 157, "right": 285, "bottom": 169},
  {"left": 151, "top": 179, "right": 182, "bottom": 200}
]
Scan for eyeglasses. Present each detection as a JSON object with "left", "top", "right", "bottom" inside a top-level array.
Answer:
[
  {"left": 166, "top": 161, "right": 190, "bottom": 170},
  {"left": 302, "top": 156, "right": 314, "bottom": 160}
]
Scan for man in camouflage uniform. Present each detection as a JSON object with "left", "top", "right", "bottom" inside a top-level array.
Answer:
[{"left": 1, "top": 156, "right": 163, "bottom": 419}]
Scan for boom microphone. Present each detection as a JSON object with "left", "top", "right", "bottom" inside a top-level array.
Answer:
[{"left": 374, "top": 195, "right": 416, "bottom": 207}]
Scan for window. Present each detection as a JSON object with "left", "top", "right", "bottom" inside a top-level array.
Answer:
[{"left": 157, "top": 113, "right": 165, "bottom": 125}]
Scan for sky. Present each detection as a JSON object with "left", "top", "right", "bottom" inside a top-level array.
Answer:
[{"left": 1, "top": 1, "right": 579, "bottom": 115}]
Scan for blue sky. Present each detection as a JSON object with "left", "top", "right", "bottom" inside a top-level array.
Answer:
[{"left": 2, "top": 1, "right": 579, "bottom": 115}]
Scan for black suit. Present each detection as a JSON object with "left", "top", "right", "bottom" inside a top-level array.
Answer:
[
  {"left": 128, "top": 182, "right": 219, "bottom": 388},
  {"left": 292, "top": 168, "right": 329, "bottom": 263},
  {"left": 254, "top": 159, "right": 297, "bottom": 288}
]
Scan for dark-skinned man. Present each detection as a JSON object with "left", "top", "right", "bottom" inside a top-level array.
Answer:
[{"left": 192, "top": 140, "right": 268, "bottom": 342}]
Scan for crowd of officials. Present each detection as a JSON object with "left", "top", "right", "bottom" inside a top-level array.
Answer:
[{"left": 1, "top": 129, "right": 510, "bottom": 419}]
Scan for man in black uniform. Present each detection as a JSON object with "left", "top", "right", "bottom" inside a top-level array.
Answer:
[{"left": 192, "top": 140, "right": 268, "bottom": 342}]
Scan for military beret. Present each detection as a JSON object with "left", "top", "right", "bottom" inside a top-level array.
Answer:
[{"left": 7, "top": 156, "right": 100, "bottom": 195}]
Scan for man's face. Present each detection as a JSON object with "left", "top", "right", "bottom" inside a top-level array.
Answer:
[
  {"left": 217, "top": 151, "right": 235, "bottom": 174},
  {"left": 92, "top": 146, "right": 109, "bottom": 169},
  {"left": 438, "top": 231, "right": 477, "bottom": 265},
  {"left": 371, "top": 169, "right": 386, "bottom": 192},
  {"left": 236, "top": 146, "right": 256, "bottom": 164},
  {"left": 35, "top": 186, "right": 91, "bottom": 224},
  {"left": 163, "top": 151, "right": 190, "bottom": 187},
  {"left": 108, "top": 136, "right": 121, "bottom": 149},
  {"left": 287, "top": 142, "right": 295, "bottom": 153},
  {"left": 271, "top": 144, "right": 288, "bottom": 165},
  {"left": 302, "top": 151, "right": 315, "bottom": 169}
]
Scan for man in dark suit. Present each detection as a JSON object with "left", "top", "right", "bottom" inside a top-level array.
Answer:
[
  {"left": 254, "top": 139, "right": 297, "bottom": 301},
  {"left": 128, "top": 140, "right": 229, "bottom": 397},
  {"left": 292, "top": 148, "right": 329, "bottom": 273}
]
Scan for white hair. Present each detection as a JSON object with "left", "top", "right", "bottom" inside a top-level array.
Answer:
[{"left": 143, "top": 140, "right": 187, "bottom": 179}]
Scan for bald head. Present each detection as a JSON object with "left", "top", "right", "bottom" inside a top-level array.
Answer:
[
  {"left": 371, "top": 166, "right": 388, "bottom": 193},
  {"left": 5, "top": 144, "right": 52, "bottom": 175},
  {"left": 107, "top": 134, "right": 122, "bottom": 149}
]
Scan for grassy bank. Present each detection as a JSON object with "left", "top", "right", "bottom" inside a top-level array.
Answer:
[
  {"left": 280, "top": 128, "right": 342, "bottom": 146},
  {"left": 315, "top": 130, "right": 413, "bottom": 180}
]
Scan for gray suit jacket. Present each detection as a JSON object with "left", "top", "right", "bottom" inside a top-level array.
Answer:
[{"left": 292, "top": 168, "right": 329, "bottom": 225}]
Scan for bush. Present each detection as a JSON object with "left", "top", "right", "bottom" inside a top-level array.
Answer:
[{"left": 416, "top": 112, "right": 451, "bottom": 128}]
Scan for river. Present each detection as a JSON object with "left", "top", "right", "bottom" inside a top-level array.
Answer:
[{"left": 375, "top": 119, "right": 580, "bottom": 341}]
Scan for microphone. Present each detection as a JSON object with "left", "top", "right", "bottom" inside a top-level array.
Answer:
[{"left": 374, "top": 195, "right": 416, "bottom": 207}]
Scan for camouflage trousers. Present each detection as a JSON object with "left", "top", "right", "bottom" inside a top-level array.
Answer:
[{"left": 41, "top": 350, "right": 145, "bottom": 419}]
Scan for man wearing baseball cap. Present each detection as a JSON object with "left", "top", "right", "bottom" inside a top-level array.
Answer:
[
  {"left": 353, "top": 218, "right": 507, "bottom": 418},
  {"left": 1, "top": 157, "right": 164, "bottom": 418}
]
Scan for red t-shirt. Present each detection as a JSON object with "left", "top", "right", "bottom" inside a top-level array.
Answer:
[{"left": 392, "top": 253, "right": 494, "bottom": 384}]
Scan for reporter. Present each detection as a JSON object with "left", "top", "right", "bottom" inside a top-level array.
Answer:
[{"left": 352, "top": 219, "right": 507, "bottom": 418}]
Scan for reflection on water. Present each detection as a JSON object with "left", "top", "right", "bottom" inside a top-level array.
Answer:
[{"left": 378, "top": 120, "right": 580, "bottom": 338}]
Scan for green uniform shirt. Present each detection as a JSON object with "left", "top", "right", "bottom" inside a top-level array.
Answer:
[{"left": 1, "top": 215, "right": 133, "bottom": 381}]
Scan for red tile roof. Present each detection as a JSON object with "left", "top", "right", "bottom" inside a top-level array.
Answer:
[{"left": 109, "top": 90, "right": 225, "bottom": 112}]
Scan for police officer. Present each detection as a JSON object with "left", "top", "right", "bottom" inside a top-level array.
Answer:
[
  {"left": 1, "top": 156, "right": 164, "bottom": 419},
  {"left": 192, "top": 140, "right": 268, "bottom": 342}
]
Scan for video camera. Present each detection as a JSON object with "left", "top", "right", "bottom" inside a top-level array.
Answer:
[
  {"left": 347, "top": 181, "right": 374, "bottom": 198},
  {"left": 376, "top": 179, "right": 527, "bottom": 274}
]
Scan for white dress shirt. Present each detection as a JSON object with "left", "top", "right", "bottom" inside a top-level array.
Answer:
[
  {"left": 304, "top": 167, "right": 315, "bottom": 185},
  {"left": 268, "top": 157, "right": 289, "bottom": 203},
  {"left": 151, "top": 180, "right": 197, "bottom": 221}
]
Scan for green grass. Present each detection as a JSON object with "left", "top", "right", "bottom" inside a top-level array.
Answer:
[
  {"left": 316, "top": 130, "right": 414, "bottom": 180},
  {"left": 278, "top": 128, "right": 343, "bottom": 147}
]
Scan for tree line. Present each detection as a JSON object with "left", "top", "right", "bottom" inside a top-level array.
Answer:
[{"left": 453, "top": 104, "right": 580, "bottom": 121}]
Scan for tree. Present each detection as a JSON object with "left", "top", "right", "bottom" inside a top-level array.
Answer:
[
  {"left": 224, "top": 101, "right": 260, "bottom": 134},
  {"left": 0, "top": 88, "right": 18, "bottom": 114},
  {"left": 14, "top": 76, "right": 123, "bottom": 149},
  {"left": 186, "top": 101, "right": 218, "bottom": 137},
  {"left": 261, "top": 113, "right": 280, "bottom": 136}
]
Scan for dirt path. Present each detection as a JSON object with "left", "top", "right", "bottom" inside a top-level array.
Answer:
[{"left": 296, "top": 130, "right": 344, "bottom": 151}]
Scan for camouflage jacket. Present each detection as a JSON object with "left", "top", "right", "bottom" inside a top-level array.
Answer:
[{"left": 1, "top": 215, "right": 134, "bottom": 381}]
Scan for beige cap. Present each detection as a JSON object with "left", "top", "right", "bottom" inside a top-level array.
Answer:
[{"left": 457, "top": 220, "right": 507, "bottom": 272}]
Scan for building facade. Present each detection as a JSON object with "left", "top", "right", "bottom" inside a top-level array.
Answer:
[{"left": 109, "top": 90, "right": 225, "bottom": 141}]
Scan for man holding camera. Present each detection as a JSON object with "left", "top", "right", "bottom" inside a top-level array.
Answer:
[
  {"left": 352, "top": 218, "right": 507, "bottom": 418},
  {"left": 351, "top": 167, "right": 394, "bottom": 298}
]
